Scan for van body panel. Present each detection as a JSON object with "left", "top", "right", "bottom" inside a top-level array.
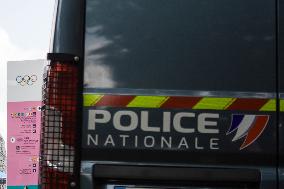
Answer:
[{"left": 47, "top": 0, "right": 282, "bottom": 188}]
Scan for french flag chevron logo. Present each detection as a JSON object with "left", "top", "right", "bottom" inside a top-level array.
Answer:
[{"left": 227, "top": 114, "right": 269, "bottom": 150}]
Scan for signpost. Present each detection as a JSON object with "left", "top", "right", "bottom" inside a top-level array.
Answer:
[{"left": 7, "top": 60, "right": 45, "bottom": 189}]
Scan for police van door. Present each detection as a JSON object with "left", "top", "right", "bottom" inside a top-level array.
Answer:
[{"left": 81, "top": 0, "right": 277, "bottom": 188}]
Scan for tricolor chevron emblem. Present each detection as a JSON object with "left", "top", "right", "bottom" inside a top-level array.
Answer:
[{"left": 227, "top": 114, "right": 269, "bottom": 150}]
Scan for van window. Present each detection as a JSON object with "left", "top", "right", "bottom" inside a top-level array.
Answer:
[{"left": 84, "top": 0, "right": 275, "bottom": 92}]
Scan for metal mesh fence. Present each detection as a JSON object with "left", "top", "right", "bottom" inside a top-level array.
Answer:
[{"left": 40, "top": 61, "right": 79, "bottom": 189}]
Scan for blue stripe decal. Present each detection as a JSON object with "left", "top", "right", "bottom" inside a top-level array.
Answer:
[{"left": 227, "top": 114, "right": 244, "bottom": 134}]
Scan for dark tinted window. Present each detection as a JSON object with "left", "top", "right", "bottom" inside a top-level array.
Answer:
[{"left": 84, "top": 0, "right": 275, "bottom": 92}]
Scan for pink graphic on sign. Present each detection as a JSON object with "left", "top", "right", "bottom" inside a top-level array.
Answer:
[{"left": 7, "top": 101, "right": 41, "bottom": 186}]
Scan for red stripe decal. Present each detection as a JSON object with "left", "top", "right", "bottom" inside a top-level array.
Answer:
[
  {"left": 227, "top": 98, "right": 268, "bottom": 111},
  {"left": 161, "top": 96, "right": 202, "bottom": 109},
  {"left": 240, "top": 115, "right": 269, "bottom": 150},
  {"left": 95, "top": 95, "right": 135, "bottom": 107}
]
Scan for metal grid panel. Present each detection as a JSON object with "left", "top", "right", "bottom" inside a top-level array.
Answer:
[{"left": 41, "top": 61, "right": 79, "bottom": 189}]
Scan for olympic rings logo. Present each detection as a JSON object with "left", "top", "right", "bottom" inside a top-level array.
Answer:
[{"left": 16, "top": 75, "right": 38, "bottom": 86}]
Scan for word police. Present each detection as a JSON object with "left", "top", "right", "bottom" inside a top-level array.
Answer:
[{"left": 88, "top": 110, "right": 219, "bottom": 133}]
